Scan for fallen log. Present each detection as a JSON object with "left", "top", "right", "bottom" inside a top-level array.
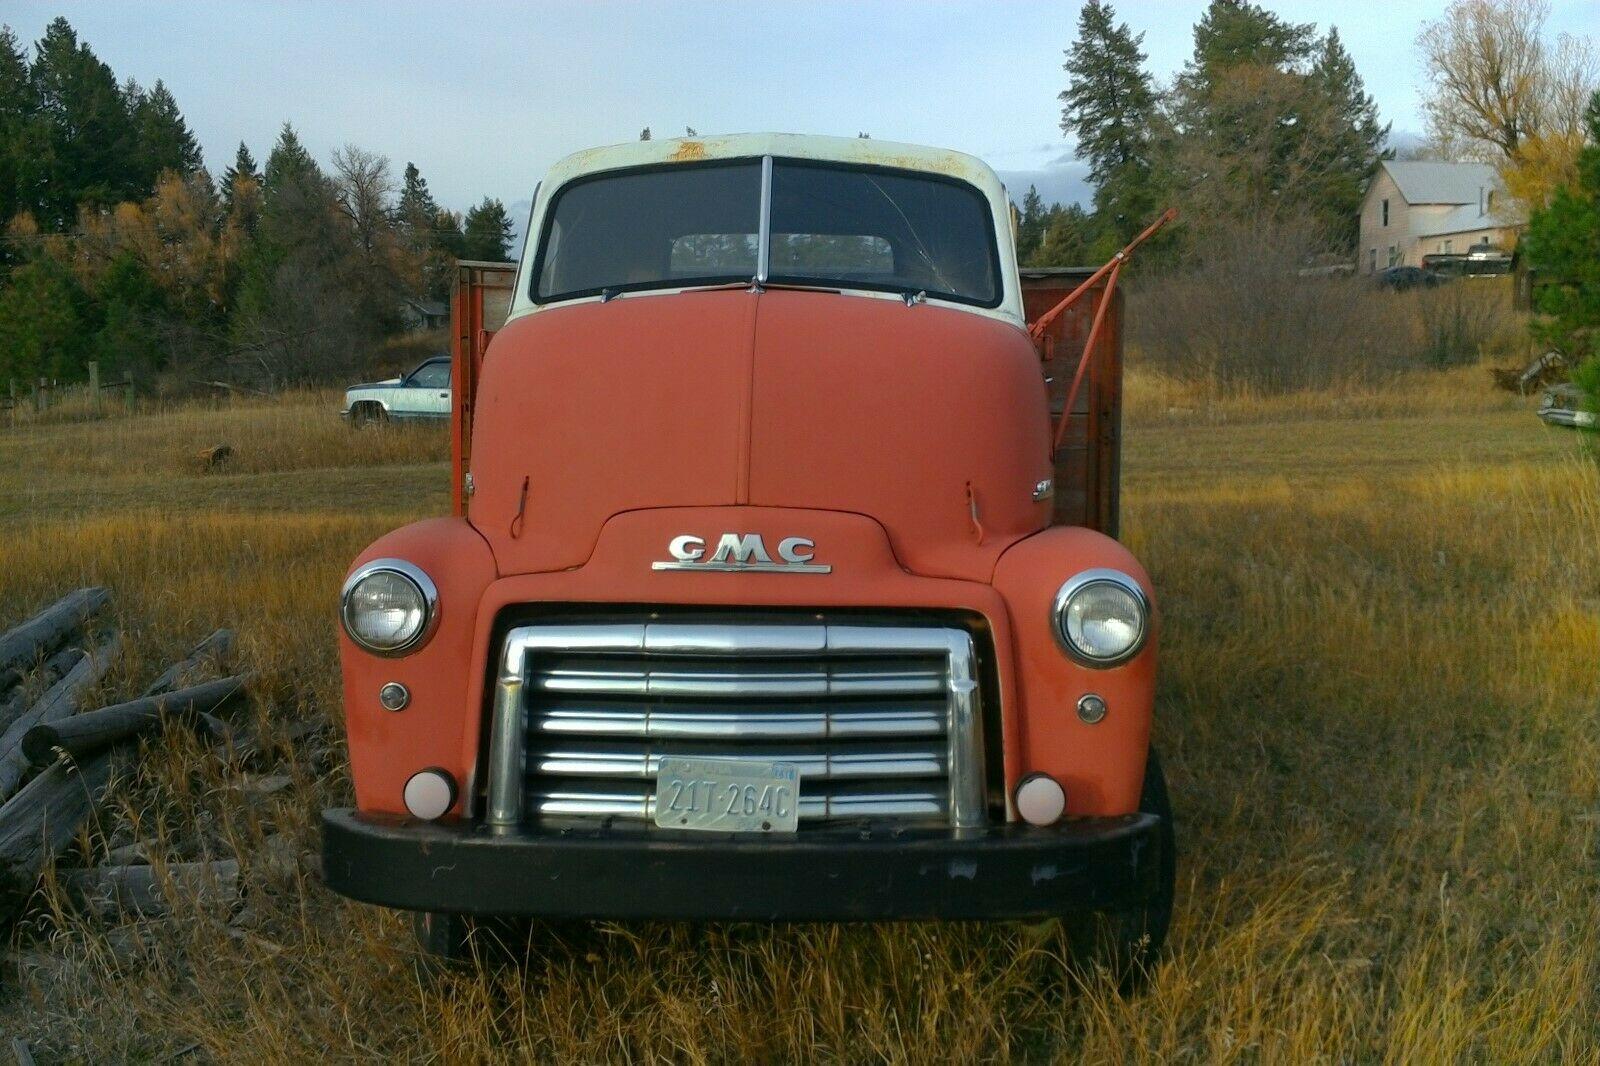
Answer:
[
  {"left": 0, "top": 634, "right": 120, "bottom": 802},
  {"left": 0, "top": 587, "right": 110, "bottom": 691},
  {"left": 0, "top": 753, "right": 115, "bottom": 913},
  {"left": 21, "top": 674, "right": 250, "bottom": 766},
  {"left": 141, "top": 628, "right": 233, "bottom": 697},
  {"left": 63, "top": 858, "right": 240, "bottom": 918},
  {"left": 0, "top": 646, "right": 83, "bottom": 737}
]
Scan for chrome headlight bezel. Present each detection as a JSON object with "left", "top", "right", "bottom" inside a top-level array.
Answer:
[
  {"left": 1050, "top": 568, "right": 1149, "bottom": 668},
  {"left": 340, "top": 558, "right": 440, "bottom": 657}
]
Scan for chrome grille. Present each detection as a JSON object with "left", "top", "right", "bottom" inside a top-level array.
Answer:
[{"left": 482, "top": 621, "right": 987, "bottom": 829}]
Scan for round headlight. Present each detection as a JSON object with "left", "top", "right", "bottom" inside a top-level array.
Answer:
[
  {"left": 1051, "top": 569, "right": 1148, "bottom": 667},
  {"left": 340, "top": 559, "right": 438, "bottom": 656}
]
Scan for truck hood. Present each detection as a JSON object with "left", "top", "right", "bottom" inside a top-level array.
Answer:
[
  {"left": 467, "top": 289, "right": 1053, "bottom": 581},
  {"left": 347, "top": 377, "right": 402, "bottom": 392}
]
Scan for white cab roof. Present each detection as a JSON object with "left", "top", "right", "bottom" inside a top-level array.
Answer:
[{"left": 509, "top": 133, "right": 1024, "bottom": 327}]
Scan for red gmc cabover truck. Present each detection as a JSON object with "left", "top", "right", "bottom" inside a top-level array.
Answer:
[{"left": 322, "top": 133, "right": 1175, "bottom": 968}]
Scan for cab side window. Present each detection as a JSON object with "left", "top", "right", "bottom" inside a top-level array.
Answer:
[{"left": 410, "top": 361, "right": 450, "bottom": 389}]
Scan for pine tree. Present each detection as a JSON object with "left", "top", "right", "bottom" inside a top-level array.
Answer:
[
  {"left": 1188, "top": 0, "right": 1313, "bottom": 80},
  {"left": 128, "top": 79, "right": 203, "bottom": 186},
  {"left": 639, "top": 127, "right": 651, "bottom": 141},
  {"left": 1308, "top": 27, "right": 1390, "bottom": 245},
  {"left": 221, "top": 142, "right": 258, "bottom": 209},
  {"left": 462, "top": 197, "right": 514, "bottom": 262},
  {"left": 262, "top": 122, "right": 319, "bottom": 197},
  {"left": 1166, "top": 3, "right": 1386, "bottom": 242},
  {"left": 1059, "top": 1, "right": 1159, "bottom": 241},
  {"left": 1522, "top": 91, "right": 1600, "bottom": 366},
  {"left": 1031, "top": 203, "right": 1095, "bottom": 266},
  {"left": 28, "top": 17, "right": 141, "bottom": 224},
  {"left": 1016, "top": 186, "right": 1048, "bottom": 261},
  {"left": 397, "top": 162, "right": 439, "bottom": 239},
  {"left": 0, "top": 26, "right": 36, "bottom": 235},
  {"left": 1061, "top": 1, "right": 1156, "bottom": 184}
]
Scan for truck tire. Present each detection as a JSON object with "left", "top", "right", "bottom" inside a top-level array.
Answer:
[
  {"left": 349, "top": 402, "right": 388, "bottom": 428},
  {"left": 1064, "top": 747, "right": 1176, "bottom": 990}
]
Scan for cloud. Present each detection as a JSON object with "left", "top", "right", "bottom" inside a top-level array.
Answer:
[{"left": 995, "top": 161, "right": 1094, "bottom": 208}]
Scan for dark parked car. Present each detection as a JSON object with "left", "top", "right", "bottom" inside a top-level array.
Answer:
[{"left": 1376, "top": 266, "right": 1447, "bottom": 290}]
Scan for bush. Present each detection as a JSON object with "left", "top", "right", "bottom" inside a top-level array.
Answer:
[
  {"left": 1128, "top": 217, "right": 1408, "bottom": 391},
  {"left": 1412, "top": 279, "right": 1522, "bottom": 368},
  {"left": 1128, "top": 218, "right": 1527, "bottom": 391}
]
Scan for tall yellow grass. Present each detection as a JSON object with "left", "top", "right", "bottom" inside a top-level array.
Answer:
[{"left": 0, "top": 373, "right": 1594, "bottom": 1060}]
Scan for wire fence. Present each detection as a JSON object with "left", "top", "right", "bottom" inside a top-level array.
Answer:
[{"left": 3, "top": 362, "right": 138, "bottom": 427}]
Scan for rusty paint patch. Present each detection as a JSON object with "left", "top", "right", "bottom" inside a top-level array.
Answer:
[{"left": 668, "top": 140, "right": 708, "bottom": 162}]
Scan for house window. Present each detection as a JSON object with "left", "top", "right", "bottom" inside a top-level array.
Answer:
[
  {"left": 1369, "top": 248, "right": 1377, "bottom": 273},
  {"left": 1381, "top": 199, "right": 1389, "bottom": 227},
  {"left": 1486, "top": 190, "right": 1495, "bottom": 212},
  {"left": 1388, "top": 245, "right": 1400, "bottom": 267},
  {"left": 1443, "top": 240, "right": 1452, "bottom": 253}
]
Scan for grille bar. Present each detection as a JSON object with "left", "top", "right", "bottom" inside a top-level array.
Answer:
[
  {"left": 531, "top": 742, "right": 946, "bottom": 780},
  {"left": 534, "top": 705, "right": 947, "bottom": 740},
  {"left": 532, "top": 662, "right": 948, "bottom": 698},
  {"left": 483, "top": 620, "right": 987, "bottom": 830}
]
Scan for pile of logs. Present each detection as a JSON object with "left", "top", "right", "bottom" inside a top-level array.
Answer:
[{"left": 0, "top": 588, "right": 248, "bottom": 916}]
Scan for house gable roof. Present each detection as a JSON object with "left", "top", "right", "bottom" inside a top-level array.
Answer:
[
  {"left": 1381, "top": 160, "right": 1498, "bottom": 205},
  {"left": 1414, "top": 202, "right": 1514, "bottom": 238}
]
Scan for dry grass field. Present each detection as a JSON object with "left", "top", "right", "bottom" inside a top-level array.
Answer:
[{"left": 0, "top": 368, "right": 1595, "bottom": 1062}]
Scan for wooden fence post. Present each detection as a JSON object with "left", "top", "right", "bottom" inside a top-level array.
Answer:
[
  {"left": 123, "top": 369, "right": 135, "bottom": 411},
  {"left": 34, "top": 378, "right": 44, "bottom": 414},
  {"left": 7, "top": 380, "right": 14, "bottom": 428},
  {"left": 87, "top": 361, "right": 99, "bottom": 412}
]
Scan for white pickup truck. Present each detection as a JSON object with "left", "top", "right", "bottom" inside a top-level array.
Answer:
[{"left": 341, "top": 355, "right": 452, "bottom": 425}]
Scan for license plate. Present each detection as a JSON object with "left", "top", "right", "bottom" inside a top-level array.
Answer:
[{"left": 653, "top": 756, "right": 800, "bottom": 833}]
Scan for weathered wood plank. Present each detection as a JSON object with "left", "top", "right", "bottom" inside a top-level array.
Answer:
[
  {"left": 21, "top": 674, "right": 250, "bottom": 766},
  {"left": 0, "top": 646, "right": 83, "bottom": 738},
  {"left": 141, "top": 628, "right": 233, "bottom": 698},
  {"left": 0, "top": 587, "right": 110, "bottom": 691},
  {"left": 0, "top": 753, "right": 115, "bottom": 912},
  {"left": 64, "top": 858, "right": 240, "bottom": 917},
  {"left": 0, "top": 635, "right": 120, "bottom": 802}
]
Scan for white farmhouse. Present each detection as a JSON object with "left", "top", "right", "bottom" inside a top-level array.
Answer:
[{"left": 1358, "top": 161, "right": 1520, "bottom": 274}]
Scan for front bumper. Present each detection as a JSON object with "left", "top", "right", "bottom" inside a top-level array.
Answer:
[{"left": 321, "top": 808, "right": 1164, "bottom": 921}]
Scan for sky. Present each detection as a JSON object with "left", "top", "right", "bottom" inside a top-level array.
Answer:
[{"left": 6, "top": 0, "right": 1598, "bottom": 220}]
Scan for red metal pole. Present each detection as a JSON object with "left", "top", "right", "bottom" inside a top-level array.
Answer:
[
  {"left": 1053, "top": 258, "right": 1122, "bottom": 450},
  {"left": 1027, "top": 208, "right": 1176, "bottom": 345}
]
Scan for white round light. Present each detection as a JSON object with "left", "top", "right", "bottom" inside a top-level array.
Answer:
[
  {"left": 1016, "top": 774, "right": 1066, "bottom": 826},
  {"left": 404, "top": 769, "right": 456, "bottom": 820},
  {"left": 340, "top": 560, "right": 437, "bottom": 656},
  {"left": 1052, "top": 570, "right": 1148, "bottom": 667}
]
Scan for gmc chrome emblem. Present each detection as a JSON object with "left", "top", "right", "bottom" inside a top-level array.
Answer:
[{"left": 652, "top": 533, "right": 831, "bottom": 574}]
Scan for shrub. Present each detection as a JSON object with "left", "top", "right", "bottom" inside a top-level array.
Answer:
[
  {"left": 1127, "top": 216, "right": 1409, "bottom": 392},
  {"left": 1412, "top": 280, "right": 1521, "bottom": 368},
  {"left": 1128, "top": 217, "right": 1527, "bottom": 391}
]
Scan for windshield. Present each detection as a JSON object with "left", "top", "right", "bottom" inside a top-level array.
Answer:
[{"left": 533, "top": 159, "right": 1000, "bottom": 307}]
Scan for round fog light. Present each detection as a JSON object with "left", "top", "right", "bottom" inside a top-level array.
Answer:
[
  {"left": 403, "top": 768, "right": 457, "bottom": 821},
  {"left": 1015, "top": 773, "right": 1066, "bottom": 826}
]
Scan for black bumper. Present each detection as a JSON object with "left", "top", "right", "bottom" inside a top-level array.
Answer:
[{"left": 321, "top": 809, "right": 1164, "bottom": 921}]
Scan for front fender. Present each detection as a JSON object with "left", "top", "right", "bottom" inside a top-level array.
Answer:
[
  {"left": 992, "top": 526, "right": 1157, "bottom": 815},
  {"left": 338, "top": 517, "right": 497, "bottom": 817}
]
